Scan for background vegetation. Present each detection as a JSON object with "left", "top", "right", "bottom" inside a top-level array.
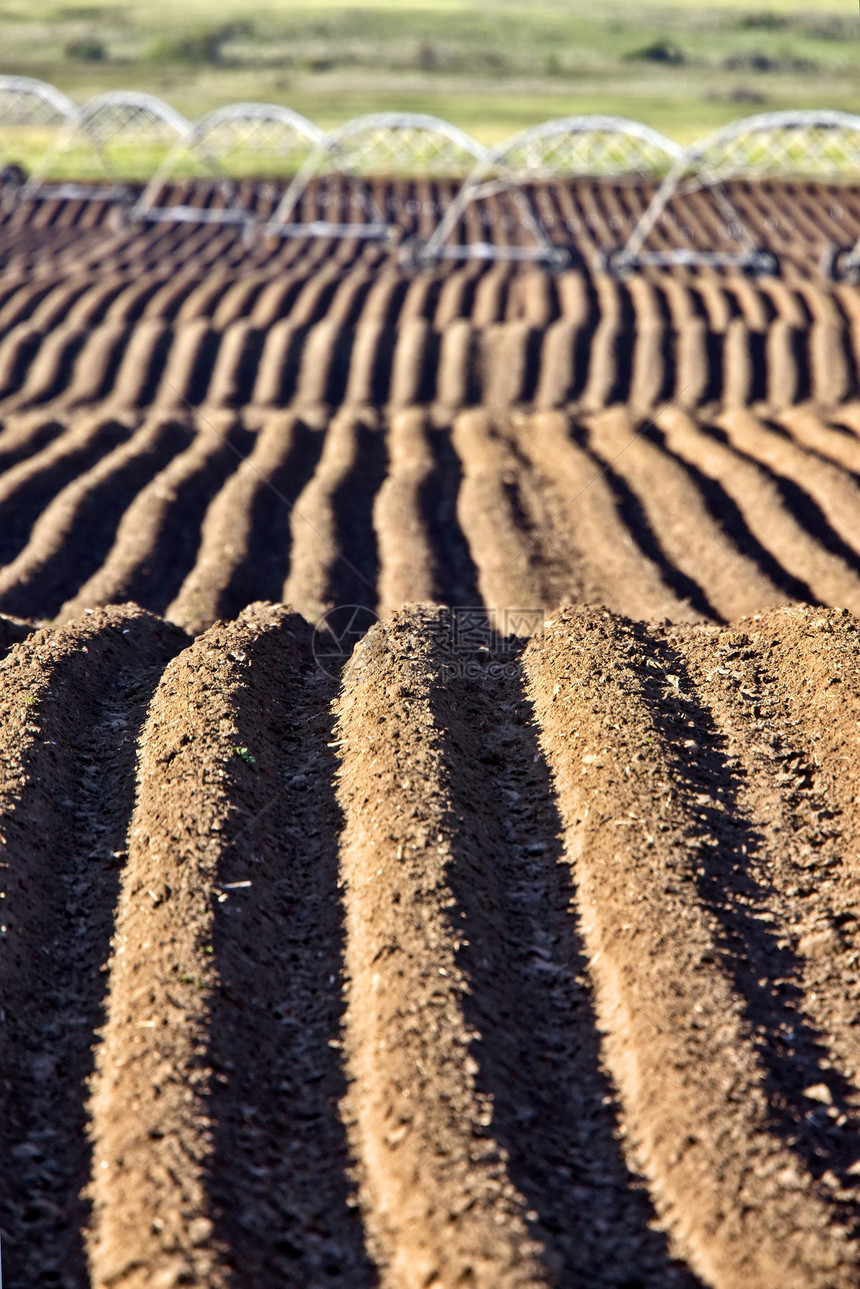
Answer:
[{"left": 0, "top": 0, "right": 858, "bottom": 173}]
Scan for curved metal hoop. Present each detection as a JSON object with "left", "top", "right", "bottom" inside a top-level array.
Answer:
[
  {"left": 132, "top": 102, "right": 323, "bottom": 227},
  {"left": 73, "top": 91, "right": 191, "bottom": 147},
  {"left": 4, "top": 86, "right": 860, "bottom": 270},
  {"left": 677, "top": 109, "right": 860, "bottom": 181},
  {"left": 611, "top": 110, "right": 860, "bottom": 275},
  {"left": 0, "top": 75, "right": 77, "bottom": 126},
  {"left": 419, "top": 115, "right": 680, "bottom": 269},
  {"left": 21, "top": 91, "right": 191, "bottom": 202},
  {"left": 265, "top": 112, "right": 489, "bottom": 242},
  {"left": 494, "top": 115, "right": 681, "bottom": 177},
  {"left": 0, "top": 76, "right": 77, "bottom": 185}
]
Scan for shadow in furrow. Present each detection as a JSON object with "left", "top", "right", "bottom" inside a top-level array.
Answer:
[
  {"left": 654, "top": 328, "right": 678, "bottom": 404},
  {"left": 212, "top": 421, "right": 325, "bottom": 622},
  {"left": 183, "top": 328, "right": 224, "bottom": 406},
  {"left": 567, "top": 312, "right": 599, "bottom": 402},
  {"left": 120, "top": 424, "right": 256, "bottom": 615},
  {"left": 421, "top": 424, "right": 482, "bottom": 608},
  {"left": 323, "top": 420, "right": 387, "bottom": 613},
  {"left": 786, "top": 330, "right": 813, "bottom": 403},
  {"left": 519, "top": 328, "right": 545, "bottom": 403},
  {"left": 705, "top": 425, "right": 860, "bottom": 574},
  {"left": 0, "top": 420, "right": 65, "bottom": 482},
  {"left": 581, "top": 443, "right": 718, "bottom": 620},
  {"left": 323, "top": 327, "right": 357, "bottom": 407},
  {"left": 0, "top": 427, "right": 189, "bottom": 620},
  {"left": 425, "top": 634, "right": 703, "bottom": 1287},
  {"left": 747, "top": 331, "right": 768, "bottom": 403},
  {"left": 206, "top": 628, "right": 377, "bottom": 1288},
  {"left": 639, "top": 631, "right": 860, "bottom": 1204},
  {"left": 761, "top": 418, "right": 860, "bottom": 488},
  {"left": 0, "top": 419, "right": 130, "bottom": 569},
  {"left": 0, "top": 330, "right": 42, "bottom": 400},
  {"left": 644, "top": 423, "right": 817, "bottom": 603},
  {"left": 702, "top": 331, "right": 724, "bottom": 404},
  {"left": 0, "top": 612, "right": 186, "bottom": 1289}
]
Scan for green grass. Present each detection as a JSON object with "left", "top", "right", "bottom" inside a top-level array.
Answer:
[{"left": 0, "top": 0, "right": 859, "bottom": 175}]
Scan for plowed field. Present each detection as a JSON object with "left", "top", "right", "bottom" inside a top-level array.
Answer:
[{"left": 3, "top": 175, "right": 860, "bottom": 1288}]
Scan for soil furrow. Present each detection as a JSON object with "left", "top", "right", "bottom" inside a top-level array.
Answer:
[
  {"left": 294, "top": 317, "right": 356, "bottom": 408},
  {"left": 155, "top": 319, "right": 222, "bottom": 409},
  {"left": 167, "top": 411, "right": 322, "bottom": 635},
  {"left": 65, "top": 276, "right": 129, "bottom": 330},
  {"left": 715, "top": 408, "right": 860, "bottom": 570},
  {"left": 7, "top": 323, "right": 89, "bottom": 409},
  {"left": 373, "top": 408, "right": 441, "bottom": 612},
  {"left": 580, "top": 276, "right": 631, "bottom": 410},
  {"left": 664, "top": 608, "right": 860, "bottom": 1214},
  {"left": 511, "top": 409, "right": 695, "bottom": 621},
  {"left": 282, "top": 408, "right": 385, "bottom": 626},
  {"left": 480, "top": 321, "right": 543, "bottom": 407},
  {"left": 249, "top": 318, "right": 307, "bottom": 409},
  {"left": 435, "top": 319, "right": 481, "bottom": 409},
  {"left": 0, "top": 414, "right": 132, "bottom": 570},
  {"left": 345, "top": 320, "right": 396, "bottom": 406},
  {"left": 88, "top": 604, "right": 373, "bottom": 1288},
  {"left": 0, "top": 606, "right": 188, "bottom": 1288},
  {"left": 335, "top": 610, "right": 548, "bottom": 1287},
  {"left": 388, "top": 316, "right": 439, "bottom": 408},
  {"left": 524, "top": 606, "right": 860, "bottom": 1288},
  {"left": 64, "top": 322, "right": 134, "bottom": 408},
  {"left": 722, "top": 317, "right": 767, "bottom": 407},
  {"left": 108, "top": 317, "right": 173, "bottom": 408},
  {"left": 777, "top": 405, "right": 860, "bottom": 476},
  {"left": 449, "top": 408, "right": 555, "bottom": 616},
  {"left": 764, "top": 319, "right": 808, "bottom": 409},
  {"left": 656, "top": 406, "right": 860, "bottom": 611},
  {"left": 417, "top": 611, "right": 704, "bottom": 1284},
  {"left": 626, "top": 276, "right": 670, "bottom": 412},
  {"left": 0, "top": 415, "right": 191, "bottom": 620},
  {"left": 0, "top": 325, "right": 46, "bottom": 404},
  {"left": 585, "top": 406, "right": 786, "bottom": 620},
  {"left": 58, "top": 416, "right": 254, "bottom": 620},
  {"left": 0, "top": 413, "right": 66, "bottom": 476}
]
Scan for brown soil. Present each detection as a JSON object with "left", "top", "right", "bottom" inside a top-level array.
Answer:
[
  {"left": 3, "top": 176, "right": 860, "bottom": 1286},
  {"left": 0, "top": 603, "right": 858, "bottom": 1285}
]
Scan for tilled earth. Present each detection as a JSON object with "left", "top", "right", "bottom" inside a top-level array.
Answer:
[
  {"left": 1, "top": 178, "right": 860, "bottom": 629},
  {"left": 2, "top": 603, "right": 860, "bottom": 1288},
  {"left": 2, "top": 176, "right": 860, "bottom": 1287}
]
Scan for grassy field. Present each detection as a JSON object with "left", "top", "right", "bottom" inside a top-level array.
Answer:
[{"left": 0, "top": 0, "right": 859, "bottom": 175}]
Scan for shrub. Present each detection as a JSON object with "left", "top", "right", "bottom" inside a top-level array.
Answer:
[
  {"left": 144, "top": 21, "right": 252, "bottom": 66},
  {"left": 624, "top": 40, "right": 684, "bottom": 66},
  {"left": 415, "top": 41, "right": 439, "bottom": 72},
  {"left": 740, "top": 13, "right": 788, "bottom": 30},
  {"left": 63, "top": 35, "right": 106, "bottom": 62}
]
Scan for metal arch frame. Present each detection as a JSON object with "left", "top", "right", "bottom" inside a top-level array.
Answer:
[
  {"left": 131, "top": 102, "right": 324, "bottom": 229},
  {"left": 20, "top": 91, "right": 191, "bottom": 204},
  {"left": 0, "top": 75, "right": 77, "bottom": 127},
  {"left": 264, "top": 111, "right": 489, "bottom": 243},
  {"left": 608, "top": 109, "right": 860, "bottom": 277},
  {"left": 418, "top": 115, "right": 682, "bottom": 270},
  {"left": 490, "top": 114, "right": 682, "bottom": 176},
  {"left": 0, "top": 76, "right": 77, "bottom": 192}
]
